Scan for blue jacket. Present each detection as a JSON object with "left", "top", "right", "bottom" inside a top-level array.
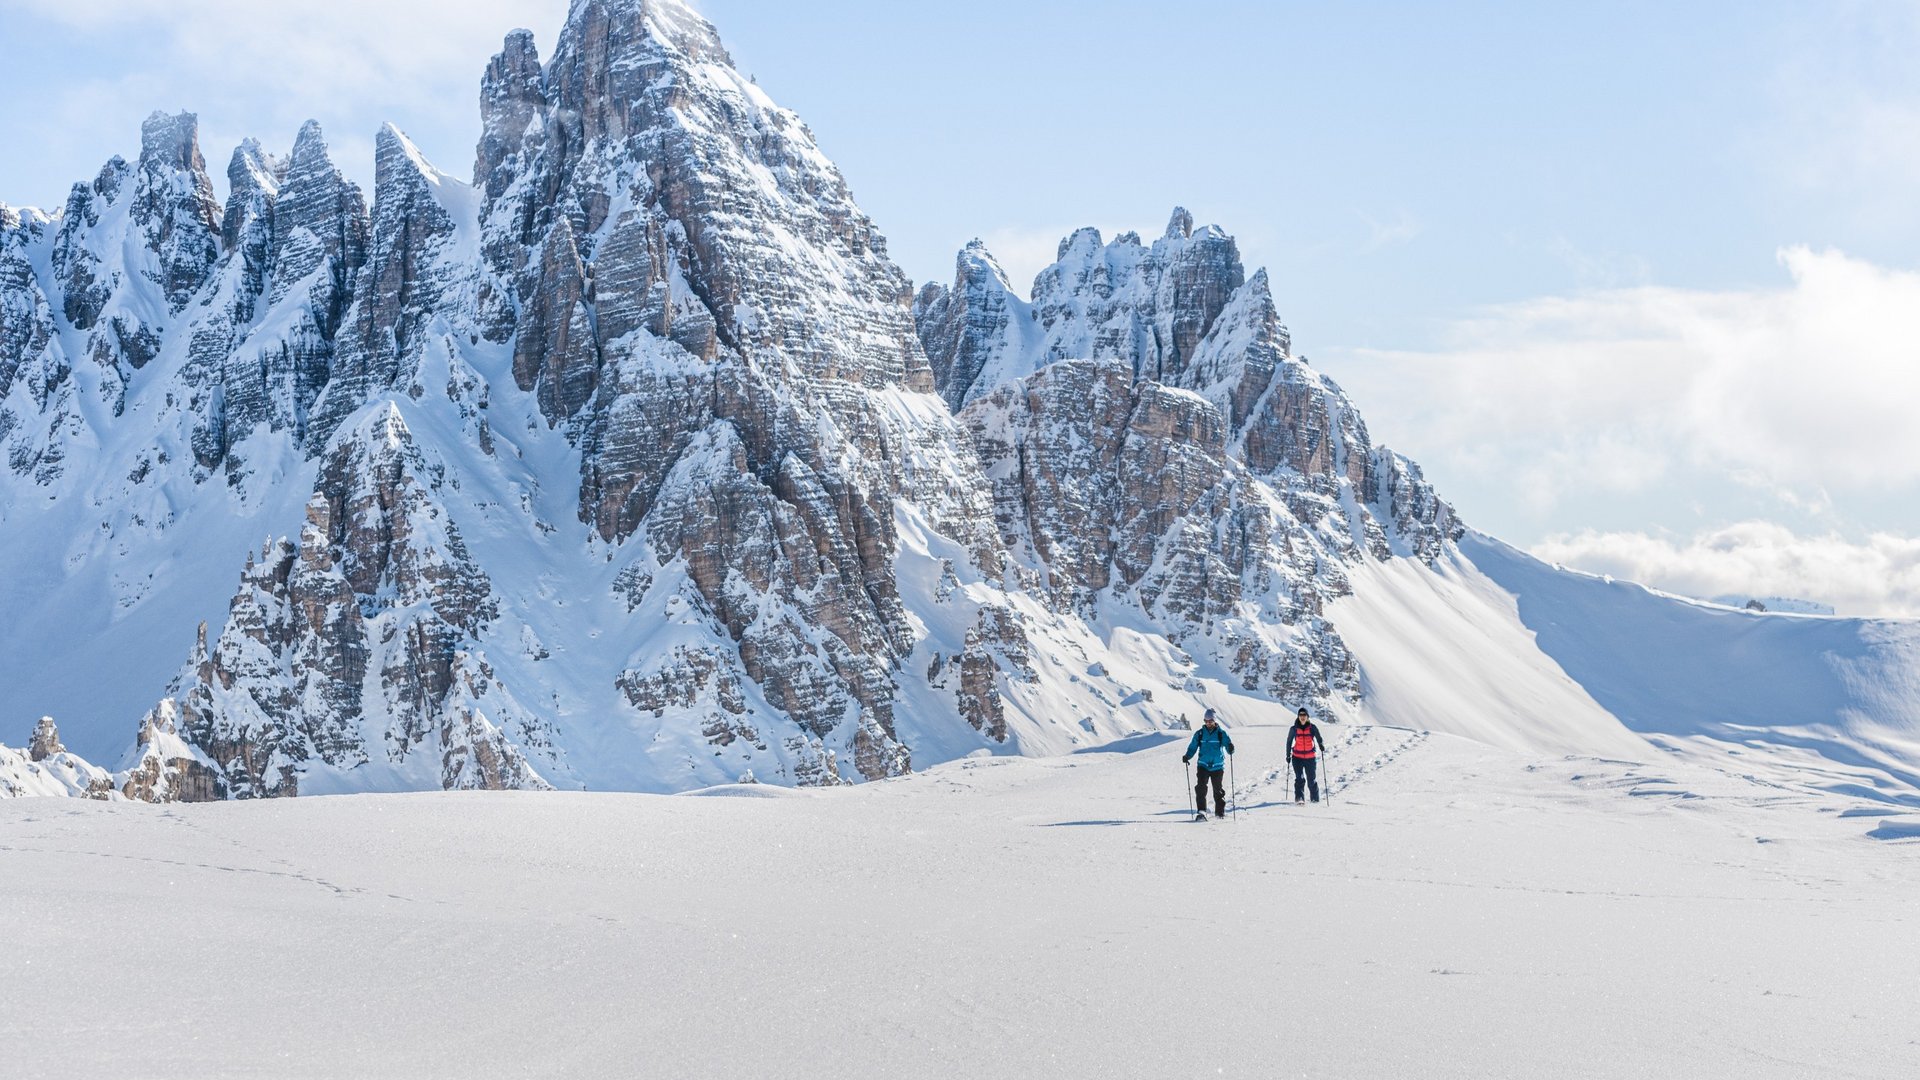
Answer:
[{"left": 1184, "top": 724, "right": 1234, "bottom": 771}]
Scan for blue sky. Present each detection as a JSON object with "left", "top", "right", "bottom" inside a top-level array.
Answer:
[{"left": 3, "top": 0, "right": 1919, "bottom": 613}]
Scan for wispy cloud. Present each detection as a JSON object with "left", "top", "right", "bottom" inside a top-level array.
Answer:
[
  {"left": 1533, "top": 523, "right": 1920, "bottom": 618},
  {"left": 1330, "top": 246, "right": 1920, "bottom": 511},
  {"left": 1544, "top": 236, "right": 1652, "bottom": 289},
  {"left": 1356, "top": 208, "right": 1421, "bottom": 254}
]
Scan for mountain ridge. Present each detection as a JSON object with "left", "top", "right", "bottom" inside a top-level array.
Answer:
[{"left": 2, "top": 0, "right": 1913, "bottom": 806}]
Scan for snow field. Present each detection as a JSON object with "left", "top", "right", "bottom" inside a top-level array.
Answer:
[{"left": 3, "top": 719, "right": 1915, "bottom": 1079}]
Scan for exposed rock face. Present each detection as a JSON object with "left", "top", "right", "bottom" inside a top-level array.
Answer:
[
  {"left": 1, "top": 710, "right": 215, "bottom": 802},
  {"left": 945, "top": 213, "right": 1460, "bottom": 708},
  {"left": 184, "top": 121, "right": 370, "bottom": 473},
  {"left": 955, "top": 606, "right": 1033, "bottom": 741},
  {"left": 28, "top": 716, "right": 64, "bottom": 761},
  {"left": 0, "top": 0, "right": 1468, "bottom": 796},
  {"left": 918, "top": 209, "right": 1254, "bottom": 411},
  {"left": 965, "top": 360, "right": 1358, "bottom": 705},
  {"left": 912, "top": 241, "right": 1035, "bottom": 412},
  {"left": 510, "top": 216, "right": 600, "bottom": 425},
  {"left": 2, "top": 113, "right": 230, "bottom": 486},
  {"left": 0, "top": 723, "right": 117, "bottom": 800},
  {"left": 1032, "top": 210, "right": 1244, "bottom": 382},
  {"left": 469, "top": 0, "right": 1004, "bottom": 782},
  {"left": 0, "top": 205, "right": 60, "bottom": 412},
  {"left": 119, "top": 699, "right": 223, "bottom": 802},
  {"left": 49, "top": 112, "right": 224, "bottom": 416},
  {"left": 164, "top": 407, "right": 553, "bottom": 797},
  {"left": 132, "top": 112, "right": 224, "bottom": 311},
  {"left": 306, "top": 125, "right": 462, "bottom": 448}
]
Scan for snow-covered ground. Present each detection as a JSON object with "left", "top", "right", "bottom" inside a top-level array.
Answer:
[{"left": 5, "top": 718, "right": 1916, "bottom": 1079}]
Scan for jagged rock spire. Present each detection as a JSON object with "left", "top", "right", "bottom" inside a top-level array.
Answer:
[
  {"left": 476, "top": 29, "right": 546, "bottom": 200},
  {"left": 28, "top": 717, "right": 63, "bottom": 762},
  {"left": 222, "top": 138, "right": 284, "bottom": 250},
  {"left": 133, "top": 110, "right": 223, "bottom": 312},
  {"left": 914, "top": 239, "right": 1030, "bottom": 410},
  {"left": 305, "top": 124, "right": 457, "bottom": 449},
  {"left": 271, "top": 120, "right": 369, "bottom": 314}
]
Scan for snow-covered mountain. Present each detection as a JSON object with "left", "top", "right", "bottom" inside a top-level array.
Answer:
[{"left": 2, "top": 0, "right": 1915, "bottom": 806}]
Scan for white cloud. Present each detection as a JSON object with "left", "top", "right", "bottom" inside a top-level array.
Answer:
[
  {"left": 1328, "top": 247, "right": 1920, "bottom": 511},
  {"left": 1533, "top": 523, "right": 1920, "bottom": 619}
]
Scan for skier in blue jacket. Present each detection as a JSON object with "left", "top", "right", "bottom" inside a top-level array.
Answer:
[{"left": 1182, "top": 708, "right": 1235, "bottom": 819}]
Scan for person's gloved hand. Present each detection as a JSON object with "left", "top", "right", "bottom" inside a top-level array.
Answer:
[{"left": 1182, "top": 755, "right": 1192, "bottom": 764}]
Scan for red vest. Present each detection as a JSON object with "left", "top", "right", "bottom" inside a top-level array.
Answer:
[{"left": 1291, "top": 725, "right": 1318, "bottom": 759}]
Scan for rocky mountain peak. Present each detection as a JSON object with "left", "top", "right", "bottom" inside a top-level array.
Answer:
[
  {"left": 28, "top": 717, "right": 63, "bottom": 762},
  {"left": 132, "top": 110, "right": 223, "bottom": 313},
  {"left": 913, "top": 238, "right": 1031, "bottom": 410},
  {"left": 176, "top": 117, "right": 374, "bottom": 471},
  {"left": 477, "top": 30, "right": 547, "bottom": 201},
  {"left": 1029, "top": 211, "right": 1243, "bottom": 385},
  {"left": 139, "top": 110, "right": 209, "bottom": 176},
  {"left": 1181, "top": 265, "right": 1291, "bottom": 438},
  {"left": 268, "top": 120, "right": 368, "bottom": 313},
  {"left": 290, "top": 119, "right": 327, "bottom": 158},
  {"left": 481, "top": 0, "right": 926, "bottom": 390},
  {"left": 373, "top": 123, "right": 445, "bottom": 196},
  {"left": 558, "top": 0, "right": 733, "bottom": 94},
  {"left": 1057, "top": 226, "right": 1104, "bottom": 262},
  {"left": 222, "top": 138, "right": 285, "bottom": 250},
  {"left": 540, "top": 0, "right": 732, "bottom": 153},
  {"left": 0, "top": 203, "right": 56, "bottom": 404},
  {"left": 22, "top": 109, "right": 226, "bottom": 426},
  {"left": 956, "top": 239, "right": 1015, "bottom": 289},
  {"left": 304, "top": 124, "right": 459, "bottom": 450}
]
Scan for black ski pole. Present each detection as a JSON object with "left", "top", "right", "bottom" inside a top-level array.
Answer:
[
  {"left": 1325, "top": 747, "right": 1334, "bottom": 805},
  {"left": 1185, "top": 758, "right": 1193, "bottom": 819},
  {"left": 1229, "top": 752, "right": 1238, "bottom": 822}
]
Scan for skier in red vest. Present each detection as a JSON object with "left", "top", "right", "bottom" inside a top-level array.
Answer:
[{"left": 1286, "top": 707, "right": 1327, "bottom": 804}]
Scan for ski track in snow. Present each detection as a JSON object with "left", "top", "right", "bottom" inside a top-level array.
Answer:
[{"left": 1237, "top": 722, "right": 1432, "bottom": 808}]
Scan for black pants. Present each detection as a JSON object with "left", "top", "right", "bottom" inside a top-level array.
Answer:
[
  {"left": 1291, "top": 757, "right": 1319, "bottom": 802},
  {"left": 1194, "top": 767, "right": 1226, "bottom": 816}
]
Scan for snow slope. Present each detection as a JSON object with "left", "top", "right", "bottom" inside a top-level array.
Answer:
[
  {"left": 3, "top": 720, "right": 1915, "bottom": 1079},
  {"left": 1327, "top": 544, "right": 1651, "bottom": 759},
  {"left": 1463, "top": 534, "right": 1920, "bottom": 804},
  {"left": 1323, "top": 534, "right": 1920, "bottom": 805}
]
